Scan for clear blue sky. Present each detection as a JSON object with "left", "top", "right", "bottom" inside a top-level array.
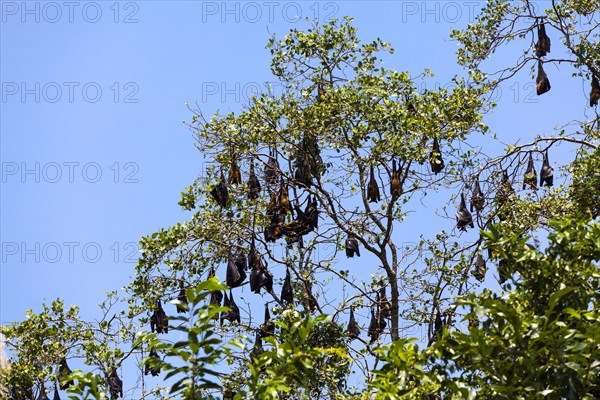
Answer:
[{"left": 1, "top": 0, "right": 593, "bottom": 395}]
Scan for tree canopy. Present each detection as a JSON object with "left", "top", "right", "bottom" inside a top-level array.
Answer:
[{"left": 2, "top": 1, "right": 599, "bottom": 399}]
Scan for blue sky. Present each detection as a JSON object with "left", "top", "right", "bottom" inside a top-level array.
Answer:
[{"left": 1, "top": 0, "right": 595, "bottom": 396}]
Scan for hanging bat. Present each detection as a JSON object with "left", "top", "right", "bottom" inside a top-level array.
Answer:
[
  {"left": 498, "top": 259, "right": 509, "bottom": 284},
  {"left": 345, "top": 234, "right": 361, "bottom": 258},
  {"left": 278, "top": 179, "right": 291, "bottom": 215},
  {"left": 496, "top": 170, "right": 515, "bottom": 221},
  {"left": 176, "top": 281, "right": 187, "bottom": 313},
  {"left": 226, "top": 248, "right": 247, "bottom": 288},
  {"left": 536, "top": 61, "right": 551, "bottom": 95},
  {"left": 250, "top": 262, "right": 274, "bottom": 294},
  {"left": 434, "top": 308, "right": 443, "bottom": 336},
  {"left": 473, "top": 253, "right": 486, "bottom": 282},
  {"left": 38, "top": 383, "right": 49, "bottom": 400},
  {"left": 221, "top": 290, "right": 241, "bottom": 325},
  {"left": 304, "top": 134, "right": 324, "bottom": 179},
  {"left": 260, "top": 303, "right": 275, "bottom": 338},
  {"left": 591, "top": 75, "right": 600, "bottom": 107},
  {"left": 470, "top": 177, "right": 485, "bottom": 212},
  {"left": 107, "top": 368, "right": 123, "bottom": 400},
  {"left": 228, "top": 155, "right": 242, "bottom": 185},
  {"left": 264, "top": 224, "right": 283, "bottom": 243},
  {"left": 58, "top": 357, "right": 74, "bottom": 390},
  {"left": 248, "top": 160, "right": 261, "bottom": 200},
  {"left": 251, "top": 331, "right": 263, "bottom": 359},
  {"left": 305, "top": 195, "right": 319, "bottom": 231},
  {"left": 266, "top": 191, "right": 279, "bottom": 220},
  {"left": 294, "top": 140, "right": 312, "bottom": 186},
  {"left": 535, "top": 20, "right": 551, "bottom": 57},
  {"left": 144, "top": 348, "right": 161, "bottom": 377},
  {"left": 429, "top": 137, "right": 445, "bottom": 174},
  {"left": 367, "top": 165, "right": 380, "bottom": 203},
  {"left": 390, "top": 158, "right": 402, "bottom": 197},
  {"left": 264, "top": 148, "right": 280, "bottom": 186},
  {"left": 540, "top": 150, "right": 554, "bottom": 187},
  {"left": 456, "top": 193, "right": 474, "bottom": 231},
  {"left": 317, "top": 84, "right": 326, "bottom": 102},
  {"left": 150, "top": 300, "right": 168, "bottom": 334},
  {"left": 281, "top": 267, "right": 294, "bottom": 306},
  {"left": 53, "top": 385, "right": 61, "bottom": 400},
  {"left": 378, "top": 287, "right": 392, "bottom": 319},
  {"left": 368, "top": 308, "right": 385, "bottom": 343},
  {"left": 406, "top": 95, "right": 417, "bottom": 115},
  {"left": 347, "top": 308, "right": 360, "bottom": 340},
  {"left": 210, "top": 171, "right": 229, "bottom": 208},
  {"left": 523, "top": 152, "right": 538, "bottom": 190},
  {"left": 248, "top": 236, "right": 260, "bottom": 271}
]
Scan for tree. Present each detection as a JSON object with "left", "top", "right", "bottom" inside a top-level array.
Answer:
[{"left": 3, "top": 1, "right": 600, "bottom": 398}]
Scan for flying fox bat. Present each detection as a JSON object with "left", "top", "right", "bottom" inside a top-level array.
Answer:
[
  {"left": 247, "top": 160, "right": 261, "bottom": 200},
  {"left": 176, "top": 281, "right": 187, "bottom": 313},
  {"left": 470, "top": 177, "right": 485, "bottom": 212},
  {"left": 226, "top": 247, "right": 247, "bottom": 288},
  {"left": 536, "top": 61, "right": 551, "bottom": 95},
  {"left": 591, "top": 75, "right": 600, "bottom": 107},
  {"left": 345, "top": 234, "right": 361, "bottom": 258},
  {"left": 108, "top": 368, "right": 123, "bottom": 399},
  {"left": 429, "top": 137, "right": 445, "bottom": 174},
  {"left": 347, "top": 308, "right": 360, "bottom": 340},
  {"left": 260, "top": 304, "right": 275, "bottom": 338},
  {"left": 228, "top": 156, "right": 241, "bottom": 185},
  {"left": 473, "top": 253, "right": 486, "bottom": 282},
  {"left": 367, "top": 165, "right": 380, "bottom": 203},
  {"left": 210, "top": 171, "right": 229, "bottom": 208},
  {"left": 281, "top": 268, "right": 294, "bottom": 306},
  {"left": 535, "top": 20, "right": 551, "bottom": 57},
  {"left": 150, "top": 300, "right": 168, "bottom": 334},
  {"left": 540, "top": 150, "right": 554, "bottom": 187},
  {"left": 390, "top": 158, "right": 402, "bottom": 197},
  {"left": 523, "top": 152, "right": 538, "bottom": 190},
  {"left": 456, "top": 193, "right": 474, "bottom": 231}
]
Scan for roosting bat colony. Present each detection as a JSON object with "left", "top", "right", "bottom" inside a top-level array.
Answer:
[{"left": 123, "top": 19, "right": 600, "bottom": 395}]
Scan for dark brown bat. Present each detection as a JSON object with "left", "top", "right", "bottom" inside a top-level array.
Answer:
[
  {"left": 378, "top": 287, "right": 392, "bottom": 319},
  {"left": 496, "top": 170, "right": 515, "bottom": 221},
  {"left": 281, "top": 267, "right": 294, "bottom": 306},
  {"left": 176, "top": 281, "right": 187, "bottom": 313},
  {"left": 108, "top": 368, "right": 123, "bottom": 399},
  {"left": 523, "top": 152, "right": 538, "bottom": 190},
  {"left": 536, "top": 61, "right": 551, "bottom": 95},
  {"left": 347, "top": 308, "right": 360, "bottom": 340},
  {"left": 294, "top": 140, "right": 312, "bottom": 186},
  {"left": 264, "top": 148, "right": 280, "bottom": 186},
  {"left": 473, "top": 253, "right": 486, "bottom": 282},
  {"left": 278, "top": 179, "right": 291, "bottom": 215},
  {"left": 470, "top": 177, "right": 485, "bottom": 212},
  {"left": 266, "top": 191, "right": 279, "bottom": 220},
  {"left": 248, "top": 236, "right": 260, "bottom": 271},
  {"left": 345, "top": 234, "right": 361, "bottom": 258},
  {"left": 226, "top": 247, "right": 247, "bottom": 288},
  {"left": 390, "top": 158, "right": 402, "bottom": 197},
  {"left": 540, "top": 150, "right": 554, "bottom": 187},
  {"left": 498, "top": 259, "right": 509, "bottom": 284},
  {"left": 434, "top": 308, "right": 443, "bottom": 336},
  {"left": 429, "top": 137, "right": 445, "bottom": 174},
  {"left": 228, "top": 156, "right": 242, "bottom": 185},
  {"left": 150, "top": 300, "right": 168, "bottom": 334},
  {"left": 144, "top": 348, "right": 161, "bottom": 377},
  {"left": 305, "top": 195, "right": 319, "bottom": 231},
  {"left": 317, "top": 84, "right": 326, "bottom": 102},
  {"left": 591, "top": 75, "right": 600, "bottom": 107},
  {"left": 210, "top": 171, "right": 229, "bottom": 208},
  {"left": 456, "top": 193, "right": 474, "bottom": 231},
  {"left": 264, "top": 224, "right": 283, "bottom": 243},
  {"left": 535, "top": 20, "right": 551, "bottom": 57},
  {"left": 367, "top": 165, "right": 380, "bottom": 203},
  {"left": 367, "top": 308, "right": 385, "bottom": 343},
  {"left": 260, "top": 304, "right": 275, "bottom": 338},
  {"left": 247, "top": 160, "right": 261, "bottom": 200},
  {"left": 251, "top": 331, "right": 263, "bottom": 359},
  {"left": 304, "top": 134, "right": 324, "bottom": 179},
  {"left": 38, "top": 383, "right": 49, "bottom": 400},
  {"left": 58, "top": 357, "right": 74, "bottom": 390},
  {"left": 221, "top": 290, "right": 240, "bottom": 325},
  {"left": 53, "top": 385, "right": 61, "bottom": 400},
  {"left": 250, "top": 262, "right": 274, "bottom": 294}
]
